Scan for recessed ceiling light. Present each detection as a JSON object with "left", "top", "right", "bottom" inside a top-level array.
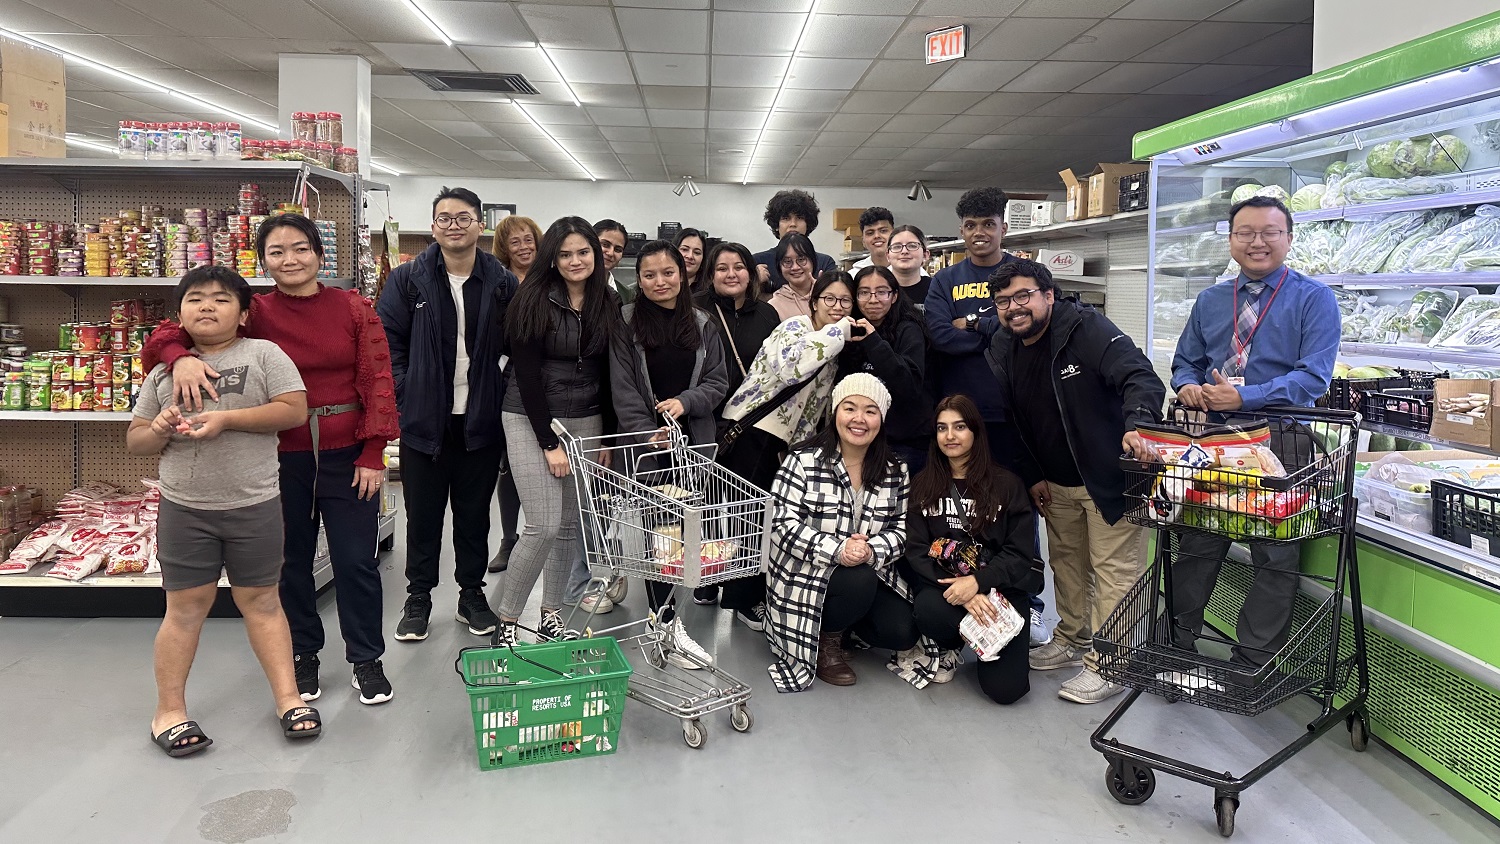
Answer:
[{"left": 717, "top": 148, "right": 745, "bottom": 154}]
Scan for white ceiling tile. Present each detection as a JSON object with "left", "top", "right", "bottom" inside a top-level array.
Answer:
[
  {"left": 759, "top": 129, "right": 817, "bottom": 146},
  {"left": 458, "top": 46, "right": 557, "bottom": 79},
  {"left": 929, "top": 60, "right": 1033, "bottom": 92},
  {"left": 610, "top": 141, "right": 661, "bottom": 156},
  {"left": 660, "top": 142, "right": 704, "bottom": 156},
  {"left": 824, "top": 113, "right": 889, "bottom": 132},
  {"left": 561, "top": 139, "right": 615, "bottom": 154},
  {"left": 1212, "top": 0, "right": 1312, "bottom": 23},
  {"left": 631, "top": 53, "right": 709, "bottom": 86},
  {"left": 775, "top": 89, "right": 848, "bottom": 113},
  {"left": 785, "top": 57, "right": 873, "bottom": 90},
  {"left": 764, "top": 110, "right": 820, "bottom": 131},
  {"left": 965, "top": 91, "right": 1060, "bottom": 114},
  {"left": 649, "top": 108, "right": 707, "bottom": 128},
  {"left": 857, "top": 60, "right": 948, "bottom": 93},
  {"left": 964, "top": 134, "right": 1029, "bottom": 150},
  {"left": 588, "top": 107, "right": 653, "bottom": 126},
  {"left": 111, "top": 37, "right": 259, "bottom": 73},
  {"left": 1074, "top": 62, "right": 1196, "bottom": 93},
  {"left": 524, "top": 103, "right": 596, "bottom": 124},
  {"left": 1029, "top": 92, "right": 1118, "bottom": 116},
  {"left": 600, "top": 126, "right": 657, "bottom": 142},
  {"left": 1215, "top": 24, "right": 1311, "bottom": 65},
  {"left": 546, "top": 50, "right": 634, "bottom": 85},
  {"left": 840, "top": 90, "right": 918, "bottom": 114},
  {"left": 1145, "top": 63, "right": 1258, "bottom": 95},
  {"left": 385, "top": 98, "right": 472, "bottom": 120},
  {"left": 423, "top": 119, "right": 492, "bottom": 138},
  {"left": 1133, "top": 21, "right": 1290, "bottom": 63},
  {"left": 617, "top": 8, "right": 709, "bottom": 53},
  {"left": 619, "top": 153, "right": 665, "bottom": 168},
  {"left": 915, "top": 0, "right": 1027, "bottom": 16},
  {"left": 901, "top": 92, "right": 987, "bottom": 115},
  {"left": 421, "top": 1, "right": 533, "bottom": 47},
  {"left": 965, "top": 18, "right": 1094, "bottom": 61},
  {"left": 817, "top": 130, "right": 874, "bottom": 146},
  {"left": 709, "top": 110, "right": 764, "bottom": 129},
  {"left": 820, "top": 0, "right": 920, "bottom": 11},
  {"left": 569, "top": 83, "right": 644, "bottom": 107},
  {"left": 711, "top": 55, "right": 790, "bottom": 87},
  {"left": 935, "top": 114, "right": 1007, "bottom": 133},
  {"left": 657, "top": 127, "right": 706, "bottom": 142},
  {"left": 710, "top": 87, "right": 777, "bottom": 110},
  {"left": 868, "top": 131, "right": 929, "bottom": 147},
  {"left": 1003, "top": 61, "right": 1114, "bottom": 92},
  {"left": 477, "top": 149, "right": 534, "bottom": 163},
  {"left": 711, "top": 11, "right": 803, "bottom": 56},
  {"left": 798, "top": 15, "right": 905, "bottom": 59},
  {"left": 708, "top": 128, "right": 759, "bottom": 144},
  {"left": 1112, "top": 0, "right": 1235, "bottom": 18},
  {"left": 519, "top": 4, "right": 626, "bottom": 49},
  {"left": 373, "top": 43, "right": 480, "bottom": 72},
  {"left": 1010, "top": 0, "right": 1130, "bottom": 17},
  {"left": 0, "top": 0, "right": 101, "bottom": 34},
  {"left": 458, "top": 101, "right": 531, "bottom": 123},
  {"left": 19, "top": 33, "right": 167, "bottom": 70},
  {"left": 642, "top": 86, "right": 709, "bottom": 109},
  {"left": 112, "top": 0, "right": 268, "bottom": 38},
  {"left": 1052, "top": 19, "right": 1193, "bottom": 61},
  {"left": 880, "top": 114, "right": 939, "bottom": 133},
  {"left": 547, "top": 123, "right": 606, "bottom": 140}
]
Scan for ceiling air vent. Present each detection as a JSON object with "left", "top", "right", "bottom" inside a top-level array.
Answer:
[{"left": 407, "top": 69, "right": 539, "bottom": 96}]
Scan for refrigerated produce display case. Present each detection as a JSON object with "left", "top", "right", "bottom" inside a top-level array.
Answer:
[{"left": 1134, "top": 11, "right": 1500, "bottom": 822}]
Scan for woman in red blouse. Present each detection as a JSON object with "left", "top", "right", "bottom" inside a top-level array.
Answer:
[{"left": 142, "top": 213, "right": 399, "bottom": 708}]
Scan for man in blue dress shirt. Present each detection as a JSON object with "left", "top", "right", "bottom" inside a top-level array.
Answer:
[{"left": 1168, "top": 195, "right": 1340, "bottom": 667}]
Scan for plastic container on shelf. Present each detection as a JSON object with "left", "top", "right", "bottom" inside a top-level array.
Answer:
[
  {"left": 165, "top": 123, "right": 189, "bottom": 161},
  {"left": 1355, "top": 475, "right": 1434, "bottom": 533},
  {"left": 313, "top": 142, "right": 334, "bottom": 168},
  {"left": 117, "top": 122, "right": 146, "bottom": 159},
  {"left": 224, "top": 123, "right": 242, "bottom": 159},
  {"left": 144, "top": 123, "right": 167, "bottom": 160},
  {"left": 318, "top": 112, "right": 343, "bottom": 146},
  {"left": 333, "top": 147, "right": 358, "bottom": 174},
  {"left": 292, "top": 112, "right": 318, "bottom": 144}
]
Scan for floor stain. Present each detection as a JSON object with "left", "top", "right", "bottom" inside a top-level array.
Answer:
[{"left": 198, "top": 789, "right": 297, "bottom": 843}]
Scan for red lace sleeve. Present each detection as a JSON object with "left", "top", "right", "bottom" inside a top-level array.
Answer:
[
  {"left": 141, "top": 296, "right": 259, "bottom": 371},
  {"left": 346, "top": 291, "right": 399, "bottom": 468}
]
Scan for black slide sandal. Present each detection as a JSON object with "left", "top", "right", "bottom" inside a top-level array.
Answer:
[
  {"left": 280, "top": 706, "right": 322, "bottom": 739},
  {"left": 152, "top": 720, "right": 213, "bottom": 757}
]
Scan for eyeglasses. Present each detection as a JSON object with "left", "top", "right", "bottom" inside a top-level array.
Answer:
[
  {"left": 1231, "top": 229, "right": 1287, "bottom": 243},
  {"left": 779, "top": 256, "right": 810, "bottom": 270},
  {"left": 856, "top": 289, "right": 894, "bottom": 301},
  {"left": 434, "top": 214, "right": 477, "bottom": 229},
  {"left": 994, "top": 288, "right": 1041, "bottom": 309},
  {"left": 888, "top": 242, "right": 924, "bottom": 253},
  {"left": 818, "top": 295, "right": 853, "bottom": 308}
]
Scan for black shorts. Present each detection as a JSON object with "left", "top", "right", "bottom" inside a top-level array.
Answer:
[{"left": 157, "top": 497, "right": 285, "bottom": 591}]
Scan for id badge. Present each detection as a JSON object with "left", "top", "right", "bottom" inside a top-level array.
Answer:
[{"left": 1227, "top": 376, "right": 1245, "bottom": 387}]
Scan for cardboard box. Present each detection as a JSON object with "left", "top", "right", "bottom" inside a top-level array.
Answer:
[
  {"left": 1087, "top": 163, "right": 1145, "bottom": 217},
  {"left": 832, "top": 208, "right": 864, "bottom": 231},
  {"left": 1059, "top": 169, "right": 1088, "bottom": 221},
  {"left": 842, "top": 225, "right": 863, "bottom": 251},
  {"left": 1429, "top": 379, "right": 1498, "bottom": 450},
  {"left": 0, "top": 36, "right": 65, "bottom": 158},
  {"left": 1030, "top": 201, "right": 1064, "bottom": 227}
]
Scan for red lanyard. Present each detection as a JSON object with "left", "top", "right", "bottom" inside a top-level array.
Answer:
[{"left": 1231, "top": 266, "right": 1290, "bottom": 360}]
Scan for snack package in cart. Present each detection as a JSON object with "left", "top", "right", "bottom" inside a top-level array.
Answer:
[
  {"left": 958, "top": 590, "right": 1026, "bottom": 662},
  {"left": 1134, "top": 419, "right": 1302, "bottom": 536}
]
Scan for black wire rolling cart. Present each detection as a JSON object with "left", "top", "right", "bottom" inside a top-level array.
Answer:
[{"left": 1090, "top": 406, "right": 1370, "bottom": 837}]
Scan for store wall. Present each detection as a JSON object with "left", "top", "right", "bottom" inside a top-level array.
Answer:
[
  {"left": 378, "top": 176, "right": 987, "bottom": 259},
  {"left": 1312, "top": 0, "right": 1496, "bottom": 70}
]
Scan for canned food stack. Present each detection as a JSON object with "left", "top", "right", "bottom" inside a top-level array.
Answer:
[
  {"left": 0, "top": 221, "right": 26, "bottom": 275},
  {"left": 237, "top": 183, "right": 267, "bottom": 216},
  {"left": 315, "top": 220, "right": 338, "bottom": 278},
  {"left": 164, "top": 224, "right": 190, "bottom": 277},
  {"left": 56, "top": 246, "right": 85, "bottom": 278},
  {"left": 131, "top": 229, "right": 162, "bottom": 278},
  {"left": 24, "top": 222, "right": 57, "bottom": 277}
]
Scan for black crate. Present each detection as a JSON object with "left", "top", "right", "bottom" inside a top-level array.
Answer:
[
  {"left": 1119, "top": 188, "right": 1149, "bottom": 212},
  {"left": 623, "top": 232, "right": 647, "bottom": 257},
  {"left": 1118, "top": 170, "right": 1149, "bottom": 195},
  {"left": 657, "top": 222, "right": 682, "bottom": 241},
  {"left": 1432, "top": 479, "right": 1500, "bottom": 559},
  {"left": 1326, "top": 368, "right": 1446, "bottom": 412},
  {"left": 1363, "top": 388, "right": 1434, "bottom": 433}
]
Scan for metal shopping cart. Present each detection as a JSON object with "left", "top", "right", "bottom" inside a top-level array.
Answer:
[
  {"left": 1090, "top": 406, "right": 1369, "bottom": 837},
  {"left": 552, "top": 415, "right": 771, "bottom": 749}
]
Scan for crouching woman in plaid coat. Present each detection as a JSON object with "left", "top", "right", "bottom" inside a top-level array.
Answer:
[{"left": 765, "top": 373, "right": 943, "bottom": 691}]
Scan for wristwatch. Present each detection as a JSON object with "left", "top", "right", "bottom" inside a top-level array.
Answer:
[{"left": 964, "top": 313, "right": 980, "bottom": 331}]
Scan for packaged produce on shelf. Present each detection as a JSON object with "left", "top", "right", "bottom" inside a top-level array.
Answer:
[
  {"left": 1284, "top": 220, "right": 1351, "bottom": 275},
  {"left": 1321, "top": 160, "right": 1370, "bottom": 208},
  {"left": 1380, "top": 209, "right": 1462, "bottom": 272},
  {"left": 1340, "top": 175, "right": 1456, "bottom": 205},
  {"left": 1325, "top": 160, "right": 1349, "bottom": 181},
  {"left": 0, "top": 481, "right": 161, "bottom": 578},
  {"left": 1397, "top": 288, "right": 1462, "bottom": 343},
  {"left": 1328, "top": 211, "right": 1429, "bottom": 274},
  {"left": 1408, "top": 206, "right": 1500, "bottom": 273},
  {"left": 1439, "top": 307, "right": 1500, "bottom": 348},
  {"left": 1367, "top": 134, "right": 1471, "bottom": 178},
  {"left": 1429, "top": 294, "right": 1500, "bottom": 345}
]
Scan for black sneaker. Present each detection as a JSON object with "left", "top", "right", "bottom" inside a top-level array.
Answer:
[
  {"left": 537, "top": 608, "right": 566, "bottom": 642},
  {"left": 456, "top": 588, "right": 499, "bottom": 636},
  {"left": 487, "top": 536, "right": 516, "bottom": 573},
  {"left": 394, "top": 593, "right": 431, "bottom": 642},
  {"left": 351, "top": 660, "right": 393, "bottom": 705},
  {"left": 735, "top": 603, "right": 767, "bottom": 632},
  {"left": 692, "top": 585, "right": 719, "bottom": 606},
  {"left": 294, "top": 653, "right": 321, "bottom": 701}
]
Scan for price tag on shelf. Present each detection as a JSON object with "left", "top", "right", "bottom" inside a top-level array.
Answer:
[{"left": 1470, "top": 535, "right": 1491, "bottom": 557}]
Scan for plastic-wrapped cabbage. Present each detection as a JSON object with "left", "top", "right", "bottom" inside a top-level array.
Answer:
[
  {"left": 1254, "top": 184, "right": 1290, "bottom": 202},
  {"left": 1328, "top": 211, "right": 1429, "bottom": 274},
  {"left": 1358, "top": 305, "right": 1404, "bottom": 343},
  {"left": 1285, "top": 220, "right": 1350, "bottom": 275},
  {"left": 1289, "top": 183, "right": 1327, "bottom": 211},
  {"left": 1231, "top": 184, "right": 1263, "bottom": 204},
  {"left": 1320, "top": 164, "right": 1367, "bottom": 209},
  {"left": 1325, "top": 160, "right": 1348, "bottom": 181},
  {"left": 1423, "top": 134, "right": 1470, "bottom": 175},
  {"left": 1379, "top": 209, "right": 1461, "bottom": 272},
  {"left": 1333, "top": 287, "right": 1375, "bottom": 318},
  {"left": 1430, "top": 294, "right": 1500, "bottom": 345},
  {"left": 1342, "top": 176, "right": 1455, "bottom": 204},
  {"left": 1409, "top": 206, "right": 1500, "bottom": 273},
  {"left": 1366, "top": 140, "right": 1403, "bottom": 178},
  {"left": 1396, "top": 288, "right": 1460, "bottom": 343},
  {"left": 1391, "top": 138, "right": 1432, "bottom": 177}
]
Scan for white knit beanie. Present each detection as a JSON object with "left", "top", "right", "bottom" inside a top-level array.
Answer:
[{"left": 830, "top": 373, "right": 892, "bottom": 419}]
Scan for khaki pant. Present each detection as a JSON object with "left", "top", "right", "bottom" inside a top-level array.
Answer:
[{"left": 1040, "top": 483, "right": 1144, "bottom": 671}]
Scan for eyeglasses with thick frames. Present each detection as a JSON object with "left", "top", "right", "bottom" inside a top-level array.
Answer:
[
  {"left": 994, "top": 288, "right": 1042, "bottom": 309},
  {"left": 818, "top": 295, "right": 853, "bottom": 308},
  {"left": 779, "top": 256, "right": 811, "bottom": 270},
  {"left": 1230, "top": 229, "right": 1287, "bottom": 243},
  {"left": 434, "top": 214, "right": 477, "bottom": 229},
  {"left": 856, "top": 289, "right": 894, "bottom": 301},
  {"left": 887, "top": 242, "right": 924, "bottom": 253}
]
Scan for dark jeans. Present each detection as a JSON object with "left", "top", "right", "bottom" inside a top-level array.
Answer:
[
  {"left": 718, "top": 426, "right": 786, "bottom": 612},
  {"left": 401, "top": 415, "right": 505, "bottom": 597},
  {"left": 279, "top": 444, "right": 383, "bottom": 665},
  {"left": 821, "top": 564, "right": 919, "bottom": 651},
  {"left": 913, "top": 585, "right": 1031, "bottom": 705},
  {"left": 1170, "top": 534, "right": 1301, "bottom": 667},
  {"left": 497, "top": 457, "right": 520, "bottom": 544}
]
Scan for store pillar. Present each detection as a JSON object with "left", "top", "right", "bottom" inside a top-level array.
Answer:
[{"left": 277, "top": 54, "right": 372, "bottom": 178}]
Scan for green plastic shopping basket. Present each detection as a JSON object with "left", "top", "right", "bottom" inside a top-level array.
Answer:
[{"left": 456, "top": 637, "right": 632, "bottom": 771}]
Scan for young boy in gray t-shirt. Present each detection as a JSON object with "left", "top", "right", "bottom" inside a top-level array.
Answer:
[{"left": 127, "top": 266, "right": 316, "bottom": 757}]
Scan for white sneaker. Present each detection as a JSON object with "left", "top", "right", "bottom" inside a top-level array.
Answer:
[
  {"left": 578, "top": 591, "right": 614, "bottom": 614},
  {"left": 1029, "top": 639, "right": 1084, "bottom": 671},
  {"left": 1029, "top": 608, "right": 1053, "bottom": 648},
  {"left": 660, "top": 617, "right": 713, "bottom": 670},
  {"left": 1058, "top": 667, "right": 1126, "bottom": 704},
  {"left": 933, "top": 649, "right": 961, "bottom": 684}
]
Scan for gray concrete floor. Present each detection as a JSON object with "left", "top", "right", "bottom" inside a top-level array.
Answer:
[{"left": 1, "top": 492, "right": 1497, "bottom": 844}]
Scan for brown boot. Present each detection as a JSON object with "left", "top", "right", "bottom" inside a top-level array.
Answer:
[{"left": 816, "top": 631, "right": 857, "bottom": 686}]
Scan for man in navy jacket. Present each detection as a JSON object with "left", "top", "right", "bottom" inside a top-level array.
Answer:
[{"left": 378, "top": 186, "right": 518, "bottom": 643}]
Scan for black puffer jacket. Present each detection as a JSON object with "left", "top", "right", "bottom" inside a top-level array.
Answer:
[{"left": 502, "top": 285, "right": 619, "bottom": 448}]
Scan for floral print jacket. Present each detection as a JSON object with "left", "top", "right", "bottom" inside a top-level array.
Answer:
[{"left": 721, "top": 316, "right": 849, "bottom": 444}]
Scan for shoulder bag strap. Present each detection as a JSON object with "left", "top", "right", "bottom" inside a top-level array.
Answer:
[{"left": 714, "top": 303, "right": 750, "bottom": 379}]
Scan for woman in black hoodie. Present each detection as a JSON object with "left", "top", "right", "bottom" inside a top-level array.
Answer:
[
  {"left": 903, "top": 394, "right": 1044, "bottom": 705},
  {"left": 841, "top": 266, "right": 931, "bottom": 473}
]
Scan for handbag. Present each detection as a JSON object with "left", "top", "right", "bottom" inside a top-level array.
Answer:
[{"left": 717, "top": 373, "right": 818, "bottom": 457}]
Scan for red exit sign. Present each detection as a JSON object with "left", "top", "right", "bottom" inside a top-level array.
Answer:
[{"left": 925, "top": 25, "right": 967, "bottom": 65}]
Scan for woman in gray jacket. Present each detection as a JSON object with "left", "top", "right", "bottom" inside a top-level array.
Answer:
[{"left": 610, "top": 240, "right": 729, "bottom": 668}]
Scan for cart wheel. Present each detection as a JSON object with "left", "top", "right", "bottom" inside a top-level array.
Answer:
[
  {"left": 1104, "top": 761, "right": 1155, "bottom": 805},
  {"left": 730, "top": 704, "right": 753, "bottom": 733},
  {"left": 606, "top": 576, "right": 628, "bottom": 603},
  {"left": 1348, "top": 713, "right": 1369, "bottom": 752},
  {"left": 1215, "top": 794, "right": 1238, "bottom": 838},
  {"left": 682, "top": 719, "right": 707, "bottom": 749},
  {"left": 643, "top": 645, "right": 666, "bottom": 669}
]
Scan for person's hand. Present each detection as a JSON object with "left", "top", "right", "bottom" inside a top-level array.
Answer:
[
  {"left": 1123, "top": 431, "right": 1154, "bottom": 462},
  {"left": 149, "top": 405, "right": 185, "bottom": 438},
  {"left": 352, "top": 466, "right": 383, "bottom": 500},
  {"left": 648, "top": 427, "right": 672, "bottom": 449},
  {"left": 544, "top": 446, "right": 571, "bottom": 478},
  {"left": 951, "top": 317, "right": 968, "bottom": 331},
  {"left": 1202, "top": 369, "right": 1244, "bottom": 411},
  {"left": 756, "top": 264, "right": 772, "bottom": 286},
  {"left": 171, "top": 356, "right": 218, "bottom": 412},
  {"left": 182, "top": 410, "right": 226, "bottom": 440},
  {"left": 847, "top": 318, "right": 874, "bottom": 342},
  {"left": 1029, "top": 480, "right": 1051, "bottom": 511},
  {"left": 964, "top": 593, "right": 999, "bottom": 625},
  {"left": 1176, "top": 383, "right": 1206, "bottom": 410},
  {"left": 656, "top": 398, "right": 685, "bottom": 419},
  {"left": 939, "top": 574, "right": 980, "bottom": 605},
  {"left": 600, "top": 447, "right": 614, "bottom": 470},
  {"left": 841, "top": 534, "right": 871, "bottom": 566}
]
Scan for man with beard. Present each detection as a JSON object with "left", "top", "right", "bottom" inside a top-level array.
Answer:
[{"left": 984, "top": 259, "right": 1165, "bottom": 704}]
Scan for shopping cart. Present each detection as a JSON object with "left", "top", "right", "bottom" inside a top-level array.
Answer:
[
  {"left": 552, "top": 415, "right": 770, "bottom": 749},
  {"left": 1090, "top": 406, "right": 1369, "bottom": 837}
]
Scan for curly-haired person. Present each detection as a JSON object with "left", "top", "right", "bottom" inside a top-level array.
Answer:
[{"left": 752, "top": 189, "right": 837, "bottom": 294}]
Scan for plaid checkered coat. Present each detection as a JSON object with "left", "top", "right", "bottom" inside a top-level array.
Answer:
[{"left": 765, "top": 445, "right": 942, "bottom": 692}]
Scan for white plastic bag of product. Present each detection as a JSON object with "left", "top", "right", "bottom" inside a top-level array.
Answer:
[
  {"left": 0, "top": 519, "right": 69, "bottom": 575},
  {"left": 45, "top": 552, "right": 107, "bottom": 581}
]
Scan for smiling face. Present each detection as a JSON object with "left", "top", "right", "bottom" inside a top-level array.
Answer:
[
  {"left": 1228, "top": 204, "right": 1293, "bottom": 278},
  {"left": 887, "top": 230, "right": 927, "bottom": 275},
  {"left": 261, "top": 223, "right": 320, "bottom": 289},
  {"left": 780, "top": 249, "right": 813, "bottom": 290},
  {"left": 712, "top": 251, "right": 751, "bottom": 302},
  {"left": 812, "top": 280, "right": 852, "bottom": 329},
  {"left": 179, "top": 280, "right": 247, "bottom": 346},
  {"left": 432, "top": 198, "right": 482, "bottom": 254},
  {"left": 861, "top": 220, "right": 893, "bottom": 259},
  {"left": 678, "top": 235, "right": 704, "bottom": 277},
  {"left": 507, "top": 228, "right": 538, "bottom": 275},
  {"left": 835, "top": 395, "right": 883, "bottom": 450},
  {"left": 855, "top": 273, "right": 895, "bottom": 325},
  {"left": 960, "top": 215, "right": 1005, "bottom": 263},
  {"left": 597, "top": 229, "right": 626, "bottom": 273},
  {"left": 637, "top": 250, "right": 681, "bottom": 308},
  {"left": 993, "top": 275, "right": 1053, "bottom": 342},
  {"left": 556, "top": 233, "right": 595, "bottom": 284},
  {"left": 934, "top": 409, "right": 974, "bottom": 466}
]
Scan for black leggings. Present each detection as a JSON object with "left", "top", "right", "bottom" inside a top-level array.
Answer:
[
  {"left": 717, "top": 426, "right": 786, "bottom": 612},
  {"left": 913, "top": 585, "right": 1031, "bottom": 705},
  {"left": 647, "top": 580, "right": 677, "bottom": 623},
  {"left": 821, "top": 564, "right": 919, "bottom": 651}
]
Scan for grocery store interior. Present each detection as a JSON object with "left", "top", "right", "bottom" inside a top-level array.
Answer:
[{"left": 3, "top": 0, "right": 1500, "bottom": 841}]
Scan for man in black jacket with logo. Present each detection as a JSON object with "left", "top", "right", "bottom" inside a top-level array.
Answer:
[
  {"left": 377, "top": 186, "right": 518, "bottom": 642},
  {"left": 985, "top": 259, "right": 1165, "bottom": 705}
]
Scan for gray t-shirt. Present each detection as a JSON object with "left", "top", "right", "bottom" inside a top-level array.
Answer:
[{"left": 135, "top": 338, "right": 306, "bottom": 510}]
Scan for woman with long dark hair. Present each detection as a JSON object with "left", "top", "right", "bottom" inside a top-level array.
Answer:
[
  {"left": 842, "top": 265, "right": 931, "bottom": 473},
  {"left": 904, "top": 394, "right": 1043, "bottom": 705},
  {"left": 675, "top": 227, "right": 707, "bottom": 292},
  {"left": 494, "top": 216, "right": 620, "bottom": 646},
  {"left": 609, "top": 240, "right": 728, "bottom": 667}
]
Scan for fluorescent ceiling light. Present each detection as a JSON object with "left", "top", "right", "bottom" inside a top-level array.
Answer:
[
  {"left": 169, "top": 91, "right": 278, "bottom": 133},
  {"left": 536, "top": 45, "right": 582, "bottom": 107},
  {"left": 743, "top": 0, "right": 821, "bottom": 184},
  {"left": 369, "top": 159, "right": 403, "bottom": 176},
  {"left": 65, "top": 134, "right": 116, "bottom": 154},
  {"left": 512, "top": 100, "right": 597, "bottom": 181},
  {"left": 399, "top": 0, "right": 454, "bottom": 47}
]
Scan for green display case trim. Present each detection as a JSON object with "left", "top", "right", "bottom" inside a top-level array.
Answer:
[{"left": 1133, "top": 11, "right": 1500, "bottom": 160}]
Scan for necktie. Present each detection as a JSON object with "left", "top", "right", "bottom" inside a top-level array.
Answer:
[{"left": 1235, "top": 280, "right": 1266, "bottom": 364}]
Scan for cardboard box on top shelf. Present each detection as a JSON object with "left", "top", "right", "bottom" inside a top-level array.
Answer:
[
  {"left": 0, "top": 36, "right": 65, "bottom": 158},
  {"left": 1087, "top": 163, "right": 1145, "bottom": 217},
  {"left": 832, "top": 208, "right": 864, "bottom": 231},
  {"left": 843, "top": 226, "right": 863, "bottom": 249},
  {"left": 1429, "top": 379, "right": 1499, "bottom": 450},
  {"left": 1058, "top": 169, "right": 1088, "bottom": 221}
]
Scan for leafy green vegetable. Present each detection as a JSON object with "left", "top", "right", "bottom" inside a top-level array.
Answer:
[{"left": 1290, "top": 183, "right": 1327, "bottom": 212}]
